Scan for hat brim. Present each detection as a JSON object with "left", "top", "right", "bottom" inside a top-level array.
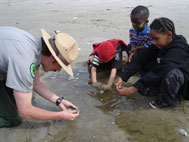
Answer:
[{"left": 41, "top": 28, "right": 73, "bottom": 76}]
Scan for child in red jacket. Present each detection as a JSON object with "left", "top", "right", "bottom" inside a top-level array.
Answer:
[{"left": 88, "top": 39, "right": 127, "bottom": 90}]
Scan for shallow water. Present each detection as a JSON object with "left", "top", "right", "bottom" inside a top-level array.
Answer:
[
  {"left": 29, "top": 67, "right": 189, "bottom": 142},
  {"left": 0, "top": 0, "right": 189, "bottom": 142}
]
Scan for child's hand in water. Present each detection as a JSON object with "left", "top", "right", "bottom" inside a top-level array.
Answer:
[
  {"left": 102, "top": 84, "right": 111, "bottom": 90},
  {"left": 115, "top": 77, "right": 123, "bottom": 90},
  {"left": 116, "top": 86, "right": 138, "bottom": 96},
  {"left": 92, "top": 82, "right": 102, "bottom": 88}
]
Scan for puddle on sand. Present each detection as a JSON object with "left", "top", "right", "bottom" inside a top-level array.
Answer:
[
  {"left": 38, "top": 66, "right": 189, "bottom": 142},
  {"left": 36, "top": 67, "right": 128, "bottom": 142},
  {"left": 115, "top": 110, "right": 184, "bottom": 142},
  {"left": 1, "top": 65, "right": 189, "bottom": 142}
]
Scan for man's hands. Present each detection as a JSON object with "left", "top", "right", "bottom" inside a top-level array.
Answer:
[
  {"left": 58, "top": 110, "right": 79, "bottom": 121},
  {"left": 59, "top": 99, "right": 79, "bottom": 121},
  {"left": 59, "top": 100, "right": 78, "bottom": 111}
]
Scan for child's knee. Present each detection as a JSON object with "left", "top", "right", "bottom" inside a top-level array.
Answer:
[
  {"left": 161, "top": 69, "right": 184, "bottom": 99},
  {"left": 164, "top": 69, "right": 184, "bottom": 87}
]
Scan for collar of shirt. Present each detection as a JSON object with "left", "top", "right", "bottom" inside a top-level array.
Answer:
[
  {"left": 141, "top": 24, "right": 150, "bottom": 34},
  {"left": 35, "top": 37, "right": 42, "bottom": 68},
  {"left": 131, "top": 24, "right": 150, "bottom": 34}
]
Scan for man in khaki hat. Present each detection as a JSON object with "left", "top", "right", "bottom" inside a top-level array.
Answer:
[{"left": 0, "top": 26, "right": 79, "bottom": 128}]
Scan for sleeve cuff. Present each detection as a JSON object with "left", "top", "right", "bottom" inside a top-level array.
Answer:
[
  {"left": 118, "top": 71, "right": 131, "bottom": 82},
  {"left": 133, "top": 80, "right": 145, "bottom": 91}
]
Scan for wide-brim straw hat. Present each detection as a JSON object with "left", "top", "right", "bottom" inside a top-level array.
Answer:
[{"left": 41, "top": 29, "right": 78, "bottom": 76}]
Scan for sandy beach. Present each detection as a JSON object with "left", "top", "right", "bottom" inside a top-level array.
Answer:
[{"left": 0, "top": 0, "right": 189, "bottom": 142}]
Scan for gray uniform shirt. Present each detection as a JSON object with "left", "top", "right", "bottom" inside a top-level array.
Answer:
[{"left": 0, "top": 27, "right": 42, "bottom": 92}]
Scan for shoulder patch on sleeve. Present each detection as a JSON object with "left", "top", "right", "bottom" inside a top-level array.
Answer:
[{"left": 30, "top": 63, "right": 36, "bottom": 78}]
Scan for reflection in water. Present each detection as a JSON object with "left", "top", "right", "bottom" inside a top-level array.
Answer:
[
  {"left": 115, "top": 110, "right": 184, "bottom": 142},
  {"left": 40, "top": 67, "right": 128, "bottom": 142}
]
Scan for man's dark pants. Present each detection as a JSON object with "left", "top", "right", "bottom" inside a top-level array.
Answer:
[{"left": 0, "top": 80, "right": 22, "bottom": 128}]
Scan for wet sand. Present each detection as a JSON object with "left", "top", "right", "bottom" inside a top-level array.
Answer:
[{"left": 0, "top": 0, "right": 189, "bottom": 142}]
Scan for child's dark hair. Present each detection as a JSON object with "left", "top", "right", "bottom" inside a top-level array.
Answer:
[
  {"left": 131, "top": 5, "right": 149, "bottom": 20},
  {"left": 150, "top": 17, "right": 176, "bottom": 39},
  {"left": 41, "top": 37, "right": 52, "bottom": 56}
]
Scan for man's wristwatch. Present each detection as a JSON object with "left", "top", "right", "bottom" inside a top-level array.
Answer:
[{"left": 56, "top": 97, "right": 64, "bottom": 106}]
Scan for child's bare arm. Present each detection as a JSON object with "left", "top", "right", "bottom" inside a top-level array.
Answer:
[
  {"left": 135, "top": 46, "right": 143, "bottom": 50},
  {"left": 130, "top": 45, "right": 143, "bottom": 53},
  {"left": 91, "top": 66, "right": 97, "bottom": 83},
  {"left": 129, "top": 45, "right": 143, "bottom": 62},
  {"left": 102, "top": 68, "right": 117, "bottom": 90},
  {"left": 116, "top": 86, "right": 138, "bottom": 96}
]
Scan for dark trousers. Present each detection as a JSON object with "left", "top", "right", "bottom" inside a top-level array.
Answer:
[
  {"left": 140, "top": 69, "right": 184, "bottom": 106},
  {"left": 0, "top": 80, "right": 22, "bottom": 128},
  {"left": 160, "top": 69, "right": 184, "bottom": 106}
]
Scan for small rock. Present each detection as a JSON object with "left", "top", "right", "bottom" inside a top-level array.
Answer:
[
  {"left": 178, "top": 128, "right": 188, "bottom": 136},
  {"left": 100, "top": 90, "right": 104, "bottom": 94}
]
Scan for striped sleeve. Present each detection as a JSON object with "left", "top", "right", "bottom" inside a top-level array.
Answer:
[
  {"left": 143, "top": 36, "right": 153, "bottom": 48},
  {"left": 142, "top": 28, "right": 153, "bottom": 48},
  {"left": 92, "top": 54, "right": 100, "bottom": 68},
  {"left": 129, "top": 29, "right": 137, "bottom": 45}
]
